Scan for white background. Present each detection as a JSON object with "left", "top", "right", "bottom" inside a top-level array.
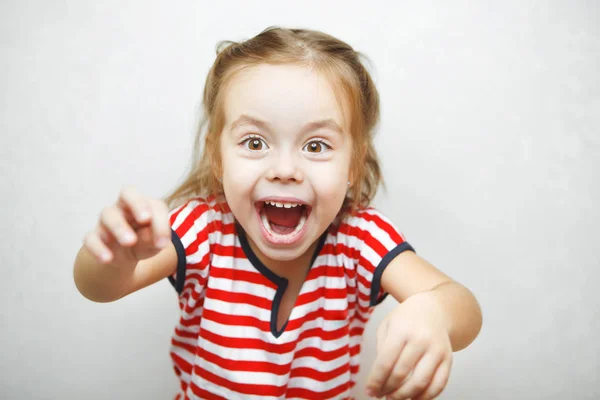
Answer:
[{"left": 1, "top": 1, "right": 598, "bottom": 399}]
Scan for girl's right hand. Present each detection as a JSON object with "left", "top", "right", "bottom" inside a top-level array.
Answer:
[{"left": 83, "top": 186, "right": 171, "bottom": 266}]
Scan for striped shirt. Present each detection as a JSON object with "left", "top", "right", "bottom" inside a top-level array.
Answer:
[{"left": 167, "top": 196, "right": 414, "bottom": 400}]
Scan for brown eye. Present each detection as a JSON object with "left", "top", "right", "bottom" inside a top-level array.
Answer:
[
  {"left": 303, "top": 140, "right": 329, "bottom": 153},
  {"left": 250, "top": 139, "right": 262, "bottom": 150},
  {"left": 244, "top": 137, "right": 266, "bottom": 151}
]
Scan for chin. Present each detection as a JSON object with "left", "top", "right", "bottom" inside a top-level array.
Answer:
[{"left": 259, "top": 245, "right": 310, "bottom": 262}]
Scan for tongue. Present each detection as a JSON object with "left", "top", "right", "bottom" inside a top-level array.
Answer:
[{"left": 264, "top": 205, "right": 303, "bottom": 229}]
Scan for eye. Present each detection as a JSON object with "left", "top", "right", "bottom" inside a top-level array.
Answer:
[
  {"left": 242, "top": 137, "right": 268, "bottom": 151},
  {"left": 303, "top": 140, "right": 330, "bottom": 153}
]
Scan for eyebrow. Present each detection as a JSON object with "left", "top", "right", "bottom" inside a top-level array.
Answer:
[
  {"left": 303, "top": 119, "right": 344, "bottom": 135},
  {"left": 230, "top": 115, "right": 271, "bottom": 133},
  {"left": 229, "top": 114, "right": 344, "bottom": 135}
]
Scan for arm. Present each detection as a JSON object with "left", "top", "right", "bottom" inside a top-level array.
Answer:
[
  {"left": 73, "top": 243, "right": 177, "bottom": 303},
  {"left": 381, "top": 251, "right": 482, "bottom": 351},
  {"left": 366, "top": 251, "right": 482, "bottom": 399},
  {"left": 72, "top": 186, "right": 176, "bottom": 303}
]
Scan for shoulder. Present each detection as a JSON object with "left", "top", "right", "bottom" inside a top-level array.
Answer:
[
  {"left": 333, "top": 206, "right": 406, "bottom": 245},
  {"left": 167, "top": 196, "right": 233, "bottom": 294},
  {"left": 169, "top": 195, "right": 232, "bottom": 229}
]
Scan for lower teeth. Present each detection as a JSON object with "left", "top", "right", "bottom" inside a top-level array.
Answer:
[{"left": 261, "top": 211, "right": 307, "bottom": 238}]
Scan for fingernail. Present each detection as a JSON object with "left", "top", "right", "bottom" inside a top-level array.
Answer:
[
  {"left": 122, "top": 232, "right": 135, "bottom": 243},
  {"left": 100, "top": 252, "right": 111, "bottom": 262},
  {"left": 139, "top": 211, "right": 150, "bottom": 221}
]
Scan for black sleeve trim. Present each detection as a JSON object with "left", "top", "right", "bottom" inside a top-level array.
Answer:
[
  {"left": 167, "top": 229, "right": 187, "bottom": 295},
  {"left": 370, "top": 242, "right": 416, "bottom": 306}
]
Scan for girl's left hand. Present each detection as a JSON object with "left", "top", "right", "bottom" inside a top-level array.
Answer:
[{"left": 365, "top": 291, "right": 453, "bottom": 400}]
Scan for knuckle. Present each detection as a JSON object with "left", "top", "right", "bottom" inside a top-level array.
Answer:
[
  {"left": 381, "top": 359, "right": 396, "bottom": 372},
  {"left": 390, "top": 368, "right": 408, "bottom": 385},
  {"left": 369, "top": 376, "right": 382, "bottom": 387},
  {"left": 398, "top": 328, "right": 414, "bottom": 342},
  {"left": 388, "top": 373, "right": 408, "bottom": 389},
  {"left": 432, "top": 347, "right": 447, "bottom": 360},
  {"left": 103, "top": 211, "right": 125, "bottom": 231},
  {"left": 412, "top": 377, "right": 429, "bottom": 391},
  {"left": 428, "top": 376, "right": 449, "bottom": 398},
  {"left": 417, "top": 328, "right": 434, "bottom": 341},
  {"left": 415, "top": 335, "right": 433, "bottom": 349},
  {"left": 369, "top": 384, "right": 382, "bottom": 395},
  {"left": 435, "top": 385, "right": 446, "bottom": 398},
  {"left": 426, "top": 385, "right": 443, "bottom": 399}
]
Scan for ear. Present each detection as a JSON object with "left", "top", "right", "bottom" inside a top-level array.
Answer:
[{"left": 348, "top": 152, "right": 360, "bottom": 188}]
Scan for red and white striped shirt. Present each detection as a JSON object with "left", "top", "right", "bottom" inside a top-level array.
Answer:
[{"left": 167, "top": 196, "right": 414, "bottom": 400}]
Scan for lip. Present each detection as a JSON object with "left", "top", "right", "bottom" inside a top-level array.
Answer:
[
  {"left": 255, "top": 196, "right": 310, "bottom": 207},
  {"left": 254, "top": 196, "right": 313, "bottom": 214}
]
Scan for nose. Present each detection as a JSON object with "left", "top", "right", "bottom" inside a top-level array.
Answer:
[{"left": 266, "top": 152, "right": 304, "bottom": 183}]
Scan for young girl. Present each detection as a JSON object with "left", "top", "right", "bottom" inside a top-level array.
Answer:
[{"left": 73, "top": 27, "right": 482, "bottom": 400}]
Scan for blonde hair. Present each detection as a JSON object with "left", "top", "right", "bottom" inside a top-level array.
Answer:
[{"left": 165, "top": 26, "right": 384, "bottom": 212}]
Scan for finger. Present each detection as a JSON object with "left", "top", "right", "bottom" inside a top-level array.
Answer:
[
  {"left": 387, "top": 352, "right": 443, "bottom": 399},
  {"left": 100, "top": 206, "right": 137, "bottom": 246},
  {"left": 413, "top": 357, "right": 452, "bottom": 400},
  {"left": 83, "top": 229, "right": 113, "bottom": 263},
  {"left": 136, "top": 225, "right": 155, "bottom": 247},
  {"left": 366, "top": 333, "right": 406, "bottom": 397},
  {"left": 148, "top": 199, "right": 171, "bottom": 248},
  {"left": 97, "top": 221, "right": 121, "bottom": 249},
  {"left": 378, "top": 342, "right": 426, "bottom": 397},
  {"left": 118, "top": 186, "right": 152, "bottom": 225}
]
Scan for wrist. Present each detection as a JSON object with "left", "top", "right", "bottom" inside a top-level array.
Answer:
[
  {"left": 426, "top": 287, "right": 453, "bottom": 337},
  {"left": 396, "top": 289, "right": 452, "bottom": 335}
]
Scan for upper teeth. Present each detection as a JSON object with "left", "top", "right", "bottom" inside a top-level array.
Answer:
[{"left": 266, "top": 201, "right": 301, "bottom": 208}]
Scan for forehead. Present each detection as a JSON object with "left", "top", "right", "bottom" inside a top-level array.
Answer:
[{"left": 222, "top": 64, "right": 349, "bottom": 131}]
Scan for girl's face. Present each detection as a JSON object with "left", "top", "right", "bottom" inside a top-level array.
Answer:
[{"left": 219, "top": 64, "right": 353, "bottom": 265}]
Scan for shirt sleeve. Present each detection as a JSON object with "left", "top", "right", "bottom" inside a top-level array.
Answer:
[
  {"left": 345, "top": 208, "right": 416, "bottom": 307},
  {"left": 168, "top": 198, "right": 214, "bottom": 297}
]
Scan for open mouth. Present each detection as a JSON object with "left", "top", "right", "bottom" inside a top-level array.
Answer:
[{"left": 255, "top": 200, "right": 311, "bottom": 239}]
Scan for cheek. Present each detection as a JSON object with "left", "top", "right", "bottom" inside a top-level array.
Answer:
[
  {"left": 304, "top": 161, "right": 350, "bottom": 204},
  {"left": 221, "top": 149, "right": 264, "bottom": 195},
  {"left": 226, "top": 162, "right": 264, "bottom": 186}
]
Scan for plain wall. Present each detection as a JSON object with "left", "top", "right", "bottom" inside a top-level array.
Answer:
[{"left": 1, "top": 1, "right": 598, "bottom": 399}]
